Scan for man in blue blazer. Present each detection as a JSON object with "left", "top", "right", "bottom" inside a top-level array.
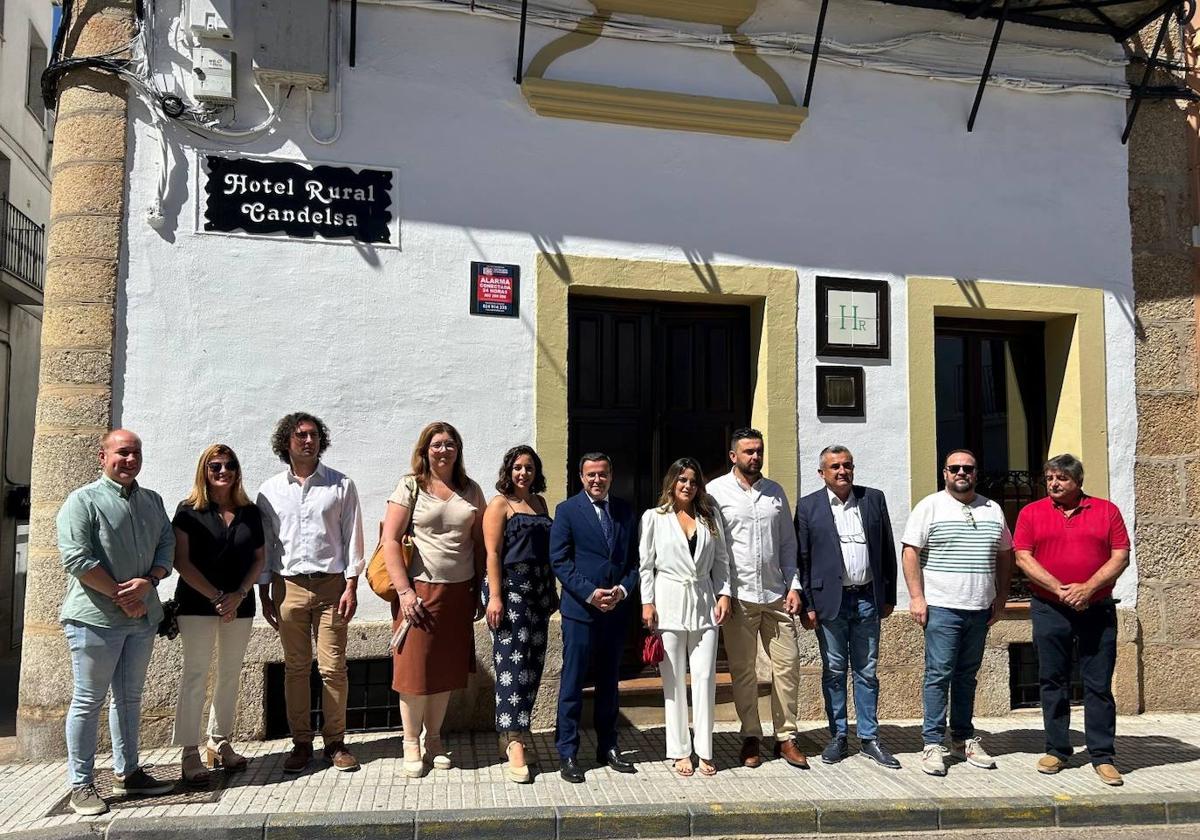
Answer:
[
  {"left": 550, "top": 452, "right": 640, "bottom": 783},
  {"left": 795, "top": 445, "right": 901, "bottom": 770}
]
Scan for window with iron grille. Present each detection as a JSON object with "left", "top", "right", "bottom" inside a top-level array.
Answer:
[
  {"left": 265, "top": 658, "right": 400, "bottom": 739},
  {"left": 1009, "top": 642, "right": 1084, "bottom": 709}
]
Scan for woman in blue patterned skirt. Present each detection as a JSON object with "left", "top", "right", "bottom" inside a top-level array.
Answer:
[{"left": 482, "top": 445, "right": 558, "bottom": 784}]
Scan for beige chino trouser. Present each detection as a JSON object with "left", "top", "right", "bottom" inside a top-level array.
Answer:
[
  {"left": 274, "top": 573, "right": 349, "bottom": 745},
  {"left": 722, "top": 597, "right": 801, "bottom": 741}
]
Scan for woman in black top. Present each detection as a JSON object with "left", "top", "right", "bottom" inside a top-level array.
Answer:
[
  {"left": 481, "top": 445, "right": 557, "bottom": 784},
  {"left": 171, "top": 444, "right": 265, "bottom": 785}
]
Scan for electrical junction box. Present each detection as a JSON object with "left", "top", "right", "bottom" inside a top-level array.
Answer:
[
  {"left": 189, "top": 0, "right": 234, "bottom": 40},
  {"left": 253, "top": 0, "right": 330, "bottom": 90},
  {"left": 191, "top": 46, "right": 236, "bottom": 104}
]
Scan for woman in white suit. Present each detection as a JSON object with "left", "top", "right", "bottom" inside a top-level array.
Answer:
[{"left": 640, "top": 457, "right": 732, "bottom": 777}]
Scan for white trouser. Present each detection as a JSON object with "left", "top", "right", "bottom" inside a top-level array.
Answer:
[
  {"left": 172, "top": 616, "right": 253, "bottom": 747},
  {"left": 659, "top": 627, "right": 718, "bottom": 760}
]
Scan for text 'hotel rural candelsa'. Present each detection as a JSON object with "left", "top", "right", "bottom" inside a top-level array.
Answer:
[{"left": 16, "top": 0, "right": 1200, "bottom": 756}]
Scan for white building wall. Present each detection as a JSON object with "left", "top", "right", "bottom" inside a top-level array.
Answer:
[
  {"left": 0, "top": 0, "right": 52, "bottom": 221},
  {"left": 121, "top": 1, "right": 1138, "bottom": 621}
]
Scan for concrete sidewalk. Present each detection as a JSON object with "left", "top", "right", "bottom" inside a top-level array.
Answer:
[{"left": 3, "top": 713, "right": 1200, "bottom": 837}]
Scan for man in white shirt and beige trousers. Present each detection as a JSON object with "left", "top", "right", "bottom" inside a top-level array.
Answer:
[
  {"left": 708, "top": 428, "right": 809, "bottom": 769},
  {"left": 257, "top": 412, "right": 365, "bottom": 775}
]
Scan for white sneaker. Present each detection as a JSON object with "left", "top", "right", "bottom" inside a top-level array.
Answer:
[
  {"left": 920, "top": 744, "right": 948, "bottom": 776},
  {"left": 953, "top": 737, "right": 997, "bottom": 769}
]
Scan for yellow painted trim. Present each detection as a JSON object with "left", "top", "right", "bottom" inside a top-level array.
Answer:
[
  {"left": 535, "top": 254, "right": 798, "bottom": 508},
  {"left": 595, "top": 0, "right": 757, "bottom": 25},
  {"left": 520, "top": 0, "right": 803, "bottom": 140},
  {"left": 521, "top": 77, "right": 807, "bottom": 141},
  {"left": 906, "top": 277, "right": 1109, "bottom": 507}
]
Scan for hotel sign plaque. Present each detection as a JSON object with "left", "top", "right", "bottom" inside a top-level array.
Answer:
[{"left": 202, "top": 155, "right": 396, "bottom": 245}]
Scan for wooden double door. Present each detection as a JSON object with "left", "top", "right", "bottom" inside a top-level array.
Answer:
[
  {"left": 567, "top": 297, "right": 752, "bottom": 510},
  {"left": 567, "top": 296, "right": 752, "bottom": 677}
]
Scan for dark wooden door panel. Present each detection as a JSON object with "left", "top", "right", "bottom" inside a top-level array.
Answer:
[
  {"left": 568, "top": 297, "right": 751, "bottom": 512},
  {"left": 568, "top": 295, "right": 752, "bottom": 678}
]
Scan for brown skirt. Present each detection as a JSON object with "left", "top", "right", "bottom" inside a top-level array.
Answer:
[{"left": 391, "top": 579, "right": 476, "bottom": 695}]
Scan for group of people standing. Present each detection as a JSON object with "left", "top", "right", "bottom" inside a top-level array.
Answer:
[{"left": 54, "top": 415, "right": 1132, "bottom": 816}]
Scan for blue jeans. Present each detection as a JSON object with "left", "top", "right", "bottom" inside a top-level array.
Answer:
[
  {"left": 63, "top": 620, "right": 157, "bottom": 787},
  {"left": 816, "top": 588, "right": 881, "bottom": 740},
  {"left": 921, "top": 606, "right": 989, "bottom": 746}
]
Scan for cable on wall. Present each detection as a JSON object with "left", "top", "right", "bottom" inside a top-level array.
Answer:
[{"left": 362, "top": 0, "right": 1133, "bottom": 97}]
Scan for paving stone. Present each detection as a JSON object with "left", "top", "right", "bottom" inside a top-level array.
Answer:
[
  {"left": 415, "top": 806, "right": 556, "bottom": 840},
  {"left": 937, "top": 795, "right": 1056, "bottom": 828},
  {"left": 266, "top": 810, "right": 414, "bottom": 840},
  {"left": 0, "top": 717, "right": 1199, "bottom": 836},
  {"left": 104, "top": 813, "right": 265, "bottom": 839},
  {"left": 1056, "top": 793, "right": 1169, "bottom": 826},
  {"left": 557, "top": 803, "right": 691, "bottom": 839},
  {"left": 817, "top": 798, "right": 939, "bottom": 833},
  {"left": 688, "top": 800, "right": 817, "bottom": 836}
]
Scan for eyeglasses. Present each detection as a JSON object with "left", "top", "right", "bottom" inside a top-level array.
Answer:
[
  {"left": 429, "top": 442, "right": 458, "bottom": 452},
  {"left": 207, "top": 461, "right": 239, "bottom": 474},
  {"left": 292, "top": 430, "right": 319, "bottom": 441},
  {"left": 945, "top": 464, "right": 976, "bottom": 475},
  {"left": 826, "top": 461, "right": 855, "bottom": 471},
  {"left": 961, "top": 505, "right": 977, "bottom": 529}
]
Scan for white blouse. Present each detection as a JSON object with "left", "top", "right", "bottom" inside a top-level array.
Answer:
[{"left": 638, "top": 507, "right": 732, "bottom": 632}]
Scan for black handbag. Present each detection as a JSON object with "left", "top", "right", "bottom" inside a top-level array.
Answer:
[{"left": 157, "top": 598, "right": 180, "bottom": 640}]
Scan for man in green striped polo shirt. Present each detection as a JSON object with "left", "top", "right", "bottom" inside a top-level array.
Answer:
[{"left": 902, "top": 449, "right": 1013, "bottom": 777}]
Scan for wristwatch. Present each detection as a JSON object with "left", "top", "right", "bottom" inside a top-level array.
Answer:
[{"left": 144, "top": 575, "right": 160, "bottom": 588}]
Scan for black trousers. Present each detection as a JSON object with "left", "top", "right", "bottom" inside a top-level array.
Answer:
[{"left": 1031, "top": 596, "right": 1117, "bottom": 765}]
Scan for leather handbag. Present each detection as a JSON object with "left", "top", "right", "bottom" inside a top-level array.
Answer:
[
  {"left": 366, "top": 478, "right": 418, "bottom": 603},
  {"left": 641, "top": 631, "right": 665, "bottom": 666}
]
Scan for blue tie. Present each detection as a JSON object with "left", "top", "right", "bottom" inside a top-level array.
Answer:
[{"left": 595, "top": 499, "right": 615, "bottom": 552}]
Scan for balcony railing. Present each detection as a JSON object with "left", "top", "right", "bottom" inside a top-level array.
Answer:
[{"left": 0, "top": 198, "right": 46, "bottom": 295}]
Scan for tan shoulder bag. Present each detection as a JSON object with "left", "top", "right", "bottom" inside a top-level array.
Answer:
[{"left": 366, "top": 476, "right": 418, "bottom": 603}]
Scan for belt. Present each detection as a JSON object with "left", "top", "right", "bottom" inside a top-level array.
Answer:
[
  {"left": 843, "top": 582, "right": 873, "bottom": 594},
  {"left": 284, "top": 571, "right": 338, "bottom": 580}
]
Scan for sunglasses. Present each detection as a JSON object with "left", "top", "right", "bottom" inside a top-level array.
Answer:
[
  {"left": 945, "top": 464, "right": 976, "bottom": 475},
  {"left": 207, "top": 461, "right": 239, "bottom": 474},
  {"left": 962, "top": 505, "right": 977, "bottom": 529}
]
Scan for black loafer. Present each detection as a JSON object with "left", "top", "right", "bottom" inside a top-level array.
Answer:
[
  {"left": 598, "top": 747, "right": 636, "bottom": 774},
  {"left": 559, "top": 756, "right": 585, "bottom": 783},
  {"left": 821, "top": 735, "right": 849, "bottom": 764},
  {"left": 861, "top": 739, "right": 901, "bottom": 769}
]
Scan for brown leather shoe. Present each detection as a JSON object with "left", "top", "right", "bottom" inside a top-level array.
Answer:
[
  {"left": 1094, "top": 763, "right": 1123, "bottom": 786},
  {"left": 775, "top": 738, "right": 810, "bottom": 769},
  {"left": 282, "top": 741, "right": 313, "bottom": 774},
  {"left": 739, "top": 737, "right": 763, "bottom": 768},
  {"left": 324, "top": 742, "right": 360, "bottom": 772}
]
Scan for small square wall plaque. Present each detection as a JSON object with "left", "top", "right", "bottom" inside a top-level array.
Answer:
[
  {"left": 816, "top": 365, "right": 865, "bottom": 418},
  {"left": 816, "top": 276, "right": 890, "bottom": 359}
]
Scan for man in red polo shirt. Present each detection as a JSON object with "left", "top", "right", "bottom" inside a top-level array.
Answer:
[{"left": 1013, "top": 454, "right": 1130, "bottom": 787}]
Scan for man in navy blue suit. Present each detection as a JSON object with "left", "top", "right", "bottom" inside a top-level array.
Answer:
[
  {"left": 795, "top": 445, "right": 901, "bottom": 770},
  {"left": 549, "top": 452, "right": 639, "bottom": 783}
]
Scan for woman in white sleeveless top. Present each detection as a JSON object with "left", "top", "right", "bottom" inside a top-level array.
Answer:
[{"left": 639, "top": 457, "right": 732, "bottom": 777}]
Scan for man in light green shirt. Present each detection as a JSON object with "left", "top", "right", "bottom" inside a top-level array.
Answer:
[{"left": 56, "top": 429, "right": 176, "bottom": 815}]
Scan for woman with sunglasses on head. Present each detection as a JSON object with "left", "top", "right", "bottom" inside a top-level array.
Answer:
[
  {"left": 639, "top": 457, "right": 732, "bottom": 777},
  {"left": 482, "top": 445, "right": 558, "bottom": 784},
  {"left": 382, "top": 422, "right": 486, "bottom": 778},
  {"left": 171, "top": 444, "right": 265, "bottom": 785}
]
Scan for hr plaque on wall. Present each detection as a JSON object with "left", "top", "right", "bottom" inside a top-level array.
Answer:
[
  {"left": 816, "top": 365, "right": 865, "bottom": 418},
  {"left": 816, "top": 276, "right": 890, "bottom": 359}
]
